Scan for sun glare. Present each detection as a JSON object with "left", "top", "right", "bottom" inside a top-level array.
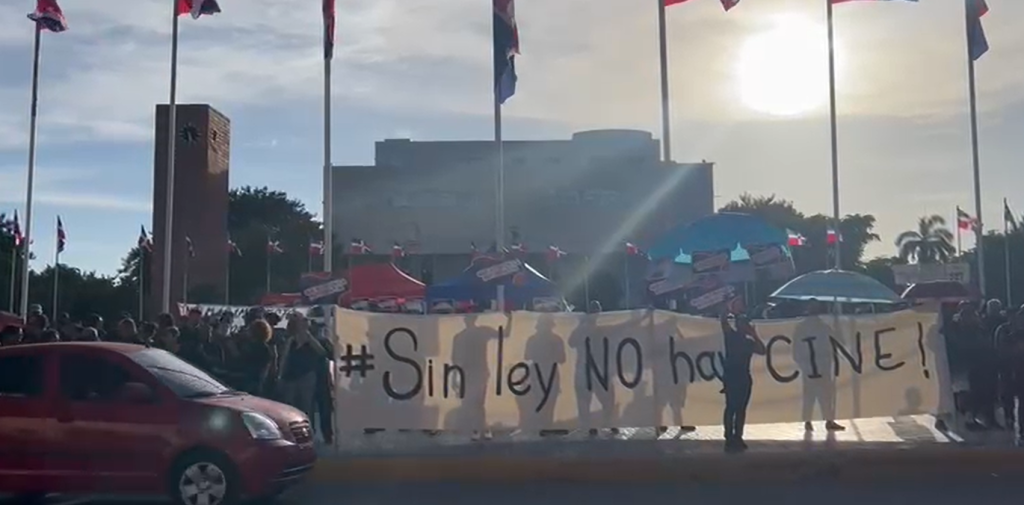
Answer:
[{"left": 737, "top": 15, "right": 830, "bottom": 117}]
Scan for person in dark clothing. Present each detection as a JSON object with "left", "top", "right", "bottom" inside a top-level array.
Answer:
[
  {"left": 22, "top": 313, "right": 47, "bottom": 344},
  {"left": 114, "top": 319, "right": 144, "bottom": 345},
  {"left": 0, "top": 326, "right": 22, "bottom": 346},
  {"left": 278, "top": 314, "right": 328, "bottom": 419},
  {"left": 39, "top": 329, "right": 60, "bottom": 343},
  {"left": 721, "top": 311, "right": 766, "bottom": 452},
  {"left": 996, "top": 310, "right": 1024, "bottom": 437},
  {"left": 956, "top": 304, "right": 999, "bottom": 429},
  {"left": 178, "top": 308, "right": 215, "bottom": 370},
  {"left": 84, "top": 314, "right": 106, "bottom": 341},
  {"left": 139, "top": 321, "right": 157, "bottom": 345},
  {"left": 239, "top": 320, "right": 277, "bottom": 397}
]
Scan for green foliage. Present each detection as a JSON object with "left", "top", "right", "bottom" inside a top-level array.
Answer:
[{"left": 895, "top": 215, "right": 956, "bottom": 264}]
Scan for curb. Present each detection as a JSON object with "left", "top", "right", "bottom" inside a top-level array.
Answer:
[{"left": 308, "top": 446, "right": 1024, "bottom": 484}]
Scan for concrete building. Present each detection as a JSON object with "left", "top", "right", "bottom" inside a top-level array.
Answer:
[
  {"left": 331, "top": 130, "right": 714, "bottom": 294},
  {"left": 150, "top": 104, "right": 231, "bottom": 315}
]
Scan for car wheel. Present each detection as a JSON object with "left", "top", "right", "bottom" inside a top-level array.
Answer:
[{"left": 168, "top": 451, "right": 239, "bottom": 505}]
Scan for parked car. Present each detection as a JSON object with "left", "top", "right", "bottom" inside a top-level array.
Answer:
[{"left": 0, "top": 342, "right": 317, "bottom": 505}]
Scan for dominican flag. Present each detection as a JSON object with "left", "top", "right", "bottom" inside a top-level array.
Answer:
[
  {"left": 28, "top": 0, "right": 68, "bottom": 32},
  {"left": 177, "top": 0, "right": 221, "bottom": 19},
  {"left": 1004, "top": 199, "right": 1017, "bottom": 230},
  {"left": 323, "top": 0, "right": 336, "bottom": 61},
  {"left": 350, "top": 238, "right": 371, "bottom": 254},
  {"left": 309, "top": 240, "right": 325, "bottom": 256},
  {"left": 493, "top": 0, "right": 519, "bottom": 104},
  {"left": 826, "top": 227, "right": 842, "bottom": 245},
  {"left": 185, "top": 235, "right": 196, "bottom": 258},
  {"left": 546, "top": 245, "right": 567, "bottom": 263},
  {"left": 56, "top": 217, "right": 66, "bottom": 253},
  {"left": 138, "top": 225, "right": 153, "bottom": 252},
  {"left": 957, "top": 206, "right": 978, "bottom": 231},
  {"left": 787, "top": 230, "right": 806, "bottom": 247},
  {"left": 10, "top": 211, "right": 24, "bottom": 248},
  {"left": 665, "top": 0, "right": 740, "bottom": 11},
  {"left": 391, "top": 242, "right": 406, "bottom": 260},
  {"left": 967, "top": 0, "right": 989, "bottom": 61},
  {"left": 267, "top": 239, "right": 283, "bottom": 255},
  {"left": 625, "top": 242, "right": 642, "bottom": 256},
  {"left": 509, "top": 242, "right": 527, "bottom": 255},
  {"left": 228, "top": 237, "right": 241, "bottom": 257}
]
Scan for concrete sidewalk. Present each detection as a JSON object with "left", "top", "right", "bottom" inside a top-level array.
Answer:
[{"left": 310, "top": 415, "right": 1024, "bottom": 484}]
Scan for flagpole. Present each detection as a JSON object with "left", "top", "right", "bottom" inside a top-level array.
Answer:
[
  {"left": 624, "top": 253, "right": 631, "bottom": 309},
  {"left": 826, "top": 0, "right": 842, "bottom": 271},
  {"left": 265, "top": 240, "right": 272, "bottom": 294},
  {"left": 183, "top": 255, "right": 189, "bottom": 304},
  {"left": 161, "top": 3, "right": 180, "bottom": 314},
  {"left": 657, "top": 0, "right": 672, "bottom": 163},
  {"left": 225, "top": 252, "right": 231, "bottom": 305},
  {"left": 138, "top": 251, "right": 145, "bottom": 320},
  {"left": 956, "top": 207, "right": 962, "bottom": 257},
  {"left": 8, "top": 247, "right": 17, "bottom": 313},
  {"left": 322, "top": 35, "right": 334, "bottom": 275},
  {"left": 494, "top": 72, "right": 506, "bottom": 313},
  {"left": 966, "top": 1, "right": 986, "bottom": 298},
  {"left": 584, "top": 255, "right": 591, "bottom": 307},
  {"left": 19, "top": 26, "right": 42, "bottom": 319},
  {"left": 1004, "top": 198, "right": 1011, "bottom": 305}
]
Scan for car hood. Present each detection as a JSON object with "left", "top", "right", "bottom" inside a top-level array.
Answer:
[{"left": 195, "top": 393, "right": 308, "bottom": 428}]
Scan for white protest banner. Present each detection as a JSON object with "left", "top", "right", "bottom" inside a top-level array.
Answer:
[{"left": 333, "top": 307, "right": 951, "bottom": 431}]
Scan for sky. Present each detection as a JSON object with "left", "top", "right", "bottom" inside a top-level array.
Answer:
[{"left": 1, "top": 0, "right": 1023, "bottom": 276}]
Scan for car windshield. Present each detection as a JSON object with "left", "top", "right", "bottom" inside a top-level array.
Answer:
[{"left": 128, "top": 348, "right": 234, "bottom": 398}]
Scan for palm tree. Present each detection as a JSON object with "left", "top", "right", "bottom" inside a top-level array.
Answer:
[{"left": 895, "top": 215, "right": 956, "bottom": 264}]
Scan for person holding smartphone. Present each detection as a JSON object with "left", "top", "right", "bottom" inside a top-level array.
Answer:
[{"left": 720, "top": 311, "right": 766, "bottom": 452}]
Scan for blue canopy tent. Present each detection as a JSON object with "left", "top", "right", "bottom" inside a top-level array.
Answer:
[
  {"left": 426, "top": 257, "right": 562, "bottom": 311},
  {"left": 648, "top": 212, "right": 790, "bottom": 261}
]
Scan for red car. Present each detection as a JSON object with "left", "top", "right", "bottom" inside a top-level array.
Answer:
[{"left": 0, "top": 342, "right": 317, "bottom": 505}]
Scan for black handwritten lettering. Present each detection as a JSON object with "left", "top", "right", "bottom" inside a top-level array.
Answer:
[
  {"left": 427, "top": 359, "right": 435, "bottom": 397},
  {"left": 695, "top": 351, "right": 723, "bottom": 382},
  {"left": 669, "top": 337, "right": 695, "bottom": 385},
  {"left": 830, "top": 333, "right": 863, "bottom": 376},
  {"left": 873, "top": 327, "right": 905, "bottom": 372},
  {"left": 533, "top": 363, "right": 557, "bottom": 412},
  {"left": 382, "top": 328, "right": 421, "bottom": 401},
  {"left": 616, "top": 337, "right": 643, "bottom": 389},
  {"left": 766, "top": 335, "right": 798, "bottom": 383},
  {"left": 443, "top": 363, "right": 465, "bottom": 399},
  {"left": 585, "top": 337, "right": 610, "bottom": 392},
  {"left": 507, "top": 363, "right": 531, "bottom": 396},
  {"left": 495, "top": 325, "right": 505, "bottom": 396},
  {"left": 802, "top": 337, "right": 823, "bottom": 379}
]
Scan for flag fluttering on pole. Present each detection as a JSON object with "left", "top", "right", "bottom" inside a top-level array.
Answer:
[
  {"left": 185, "top": 235, "right": 196, "bottom": 258},
  {"left": 625, "top": 242, "right": 643, "bottom": 256},
  {"left": 1004, "top": 199, "right": 1018, "bottom": 231},
  {"left": 349, "top": 238, "right": 371, "bottom": 255},
  {"left": 391, "top": 242, "right": 406, "bottom": 261},
  {"left": 957, "top": 206, "right": 979, "bottom": 231},
  {"left": 665, "top": 0, "right": 740, "bottom": 11},
  {"left": 309, "top": 241, "right": 325, "bottom": 256},
  {"left": 323, "top": 0, "right": 336, "bottom": 61},
  {"left": 967, "top": 0, "right": 990, "bottom": 61},
  {"left": 830, "top": 0, "right": 918, "bottom": 5},
  {"left": 11, "top": 211, "right": 23, "bottom": 248},
  {"left": 138, "top": 225, "right": 153, "bottom": 252},
  {"left": 787, "top": 230, "right": 806, "bottom": 247},
  {"left": 177, "top": 0, "right": 221, "bottom": 19},
  {"left": 56, "top": 217, "right": 66, "bottom": 253},
  {"left": 493, "top": 0, "right": 519, "bottom": 104},
  {"left": 27, "top": 0, "right": 68, "bottom": 33},
  {"left": 546, "top": 245, "right": 566, "bottom": 263},
  {"left": 826, "top": 227, "right": 842, "bottom": 245},
  {"left": 266, "top": 239, "right": 283, "bottom": 255}
]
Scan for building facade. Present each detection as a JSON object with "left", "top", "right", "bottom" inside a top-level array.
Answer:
[
  {"left": 150, "top": 104, "right": 231, "bottom": 315},
  {"left": 331, "top": 129, "right": 714, "bottom": 287}
]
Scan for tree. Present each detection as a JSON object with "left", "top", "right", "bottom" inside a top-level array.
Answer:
[{"left": 895, "top": 215, "right": 956, "bottom": 264}]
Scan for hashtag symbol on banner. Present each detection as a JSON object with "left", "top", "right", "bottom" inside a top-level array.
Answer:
[{"left": 337, "top": 344, "right": 376, "bottom": 378}]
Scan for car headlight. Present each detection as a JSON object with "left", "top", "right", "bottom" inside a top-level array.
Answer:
[{"left": 241, "top": 412, "right": 282, "bottom": 440}]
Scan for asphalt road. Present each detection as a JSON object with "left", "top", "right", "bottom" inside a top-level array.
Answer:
[{"left": 10, "top": 477, "right": 1024, "bottom": 505}]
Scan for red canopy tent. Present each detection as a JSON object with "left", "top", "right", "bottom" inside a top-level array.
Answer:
[
  {"left": 339, "top": 263, "right": 425, "bottom": 307},
  {"left": 259, "top": 263, "right": 426, "bottom": 309}
]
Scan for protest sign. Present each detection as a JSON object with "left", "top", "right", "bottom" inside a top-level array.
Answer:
[{"left": 333, "top": 307, "right": 950, "bottom": 431}]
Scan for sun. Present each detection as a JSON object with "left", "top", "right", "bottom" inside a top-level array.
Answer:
[{"left": 737, "top": 15, "right": 831, "bottom": 117}]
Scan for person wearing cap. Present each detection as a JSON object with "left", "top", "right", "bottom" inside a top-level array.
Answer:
[{"left": 720, "top": 310, "right": 766, "bottom": 452}]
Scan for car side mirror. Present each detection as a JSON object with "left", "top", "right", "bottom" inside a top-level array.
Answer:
[{"left": 117, "top": 382, "right": 156, "bottom": 404}]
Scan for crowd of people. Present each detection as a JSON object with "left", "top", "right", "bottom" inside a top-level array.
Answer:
[
  {"left": 948, "top": 299, "right": 1024, "bottom": 440},
  {"left": 0, "top": 304, "right": 335, "bottom": 444}
]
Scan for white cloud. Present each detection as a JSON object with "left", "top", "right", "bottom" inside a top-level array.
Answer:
[{"left": 0, "top": 166, "right": 150, "bottom": 212}]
